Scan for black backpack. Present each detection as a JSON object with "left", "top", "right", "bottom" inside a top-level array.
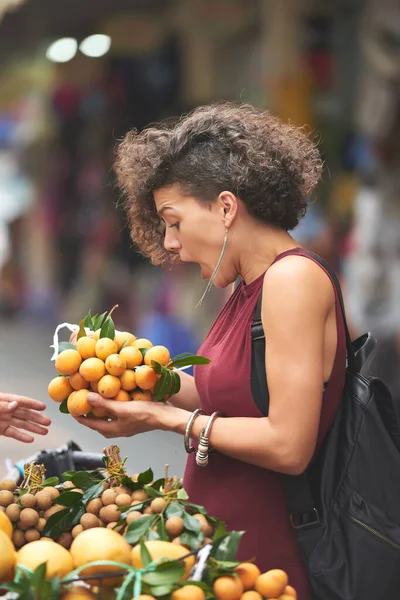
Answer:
[{"left": 251, "top": 249, "right": 400, "bottom": 600}]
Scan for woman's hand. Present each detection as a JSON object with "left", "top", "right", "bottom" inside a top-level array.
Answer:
[
  {"left": 74, "top": 392, "right": 185, "bottom": 439},
  {"left": 0, "top": 393, "right": 51, "bottom": 443}
]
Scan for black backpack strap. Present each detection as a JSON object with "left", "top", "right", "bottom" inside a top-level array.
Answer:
[{"left": 250, "top": 292, "right": 270, "bottom": 416}]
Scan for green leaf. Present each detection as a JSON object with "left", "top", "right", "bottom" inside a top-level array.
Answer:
[
  {"left": 41, "top": 477, "right": 60, "bottom": 488},
  {"left": 57, "top": 341, "right": 77, "bottom": 353},
  {"left": 150, "top": 478, "right": 165, "bottom": 491},
  {"left": 149, "top": 360, "right": 163, "bottom": 374},
  {"left": 213, "top": 522, "right": 228, "bottom": 541},
  {"left": 184, "top": 502, "right": 207, "bottom": 515},
  {"left": 157, "top": 514, "right": 169, "bottom": 541},
  {"left": 124, "top": 515, "right": 155, "bottom": 544},
  {"left": 183, "top": 512, "right": 201, "bottom": 534},
  {"left": 83, "top": 309, "right": 94, "bottom": 328},
  {"left": 77, "top": 318, "right": 86, "bottom": 341},
  {"left": 140, "top": 538, "right": 152, "bottom": 568},
  {"left": 138, "top": 468, "right": 153, "bottom": 485},
  {"left": 93, "top": 311, "right": 107, "bottom": 331},
  {"left": 166, "top": 502, "right": 184, "bottom": 518},
  {"left": 82, "top": 482, "right": 104, "bottom": 505},
  {"left": 100, "top": 316, "right": 115, "bottom": 340},
  {"left": 59, "top": 399, "right": 70, "bottom": 414},
  {"left": 153, "top": 370, "right": 172, "bottom": 402},
  {"left": 120, "top": 475, "right": 141, "bottom": 492},
  {"left": 53, "top": 491, "right": 83, "bottom": 507},
  {"left": 170, "top": 371, "right": 181, "bottom": 397},
  {"left": 143, "top": 486, "right": 163, "bottom": 499},
  {"left": 170, "top": 354, "right": 211, "bottom": 368},
  {"left": 43, "top": 504, "right": 84, "bottom": 538},
  {"left": 142, "top": 560, "right": 185, "bottom": 586},
  {"left": 177, "top": 488, "right": 189, "bottom": 500},
  {"left": 210, "top": 531, "right": 245, "bottom": 561},
  {"left": 31, "top": 562, "right": 47, "bottom": 589},
  {"left": 62, "top": 471, "right": 99, "bottom": 491},
  {"left": 146, "top": 529, "right": 160, "bottom": 541},
  {"left": 120, "top": 337, "right": 134, "bottom": 351},
  {"left": 148, "top": 583, "right": 175, "bottom": 596},
  {"left": 180, "top": 530, "right": 204, "bottom": 551},
  {"left": 139, "top": 347, "right": 149, "bottom": 359}
]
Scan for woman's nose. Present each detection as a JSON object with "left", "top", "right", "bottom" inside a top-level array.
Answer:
[{"left": 164, "top": 230, "right": 181, "bottom": 253}]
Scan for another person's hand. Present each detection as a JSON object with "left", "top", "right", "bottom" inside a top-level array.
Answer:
[{"left": 0, "top": 393, "right": 51, "bottom": 443}]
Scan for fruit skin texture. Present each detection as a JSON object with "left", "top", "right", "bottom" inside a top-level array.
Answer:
[
  {"left": 61, "top": 585, "right": 97, "bottom": 599},
  {"left": 48, "top": 376, "right": 74, "bottom": 402},
  {"left": 16, "top": 539, "right": 73, "bottom": 579},
  {"left": 68, "top": 389, "right": 91, "bottom": 416},
  {"left": 172, "top": 584, "right": 206, "bottom": 600},
  {"left": 79, "top": 357, "right": 106, "bottom": 382},
  {"left": 144, "top": 345, "right": 171, "bottom": 367},
  {"left": 76, "top": 336, "right": 97, "bottom": 359},
  {"left": 255, "top": 569, "right": 288, "bottom": 598},
  {"left": 213, "top": 575, "right": 244, "bottom": 600},
  {"left": 70, "top": 527, "right": 131, "bottom": 587},
  {"left": 133, "top": 338, "right": 153, "bottom": 349},
  {"left": 131, "top": 540, "right": 195, "bottom": 580},
  {"left": 98, "top": 374, "right": 121, "bottom": 398},
  {"left": 119, "top": 346, "right": 143, "bottom": 369},
  {"left": 70, "top": 372, "right": 90, "bottom": 391},
  {"left": 114, "top": 331, "right": 136, "bottom": 349},
  {"left": 0, "top": 511, "right": 13, "bottom": 538},
  {"left": 239, "top": 592, "right": 263, "bottom": 600},
  {"left": 234, "top": 563, "right": 261, "bottom": 591},
  {"left": 56, "top": 349, "right": 82, "bottom": 376},
  {"left": 135, "top": 366, "right": 157, "bottom": 390},
  {"left": 95, "top": 338, "right": 118, "bottom": 361},
  {"left": 119, "top": 369, "right": 137, "bottom": 391},
  {"left": 0, "top": 529, "right": 15, "bottom": 581},
  {"left": 283, "top": 584, "right": 297, "bottom": 598},
  {"left": 105, "top": 354, "right": 126, "bottom": 376},
  {"left": 131, "top": 390, "right": 153, "bottom": 402}
]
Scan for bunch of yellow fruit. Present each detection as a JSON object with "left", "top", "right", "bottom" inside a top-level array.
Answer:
[{"left": 48, "top": 330, "right": 172, "bottom": 417}]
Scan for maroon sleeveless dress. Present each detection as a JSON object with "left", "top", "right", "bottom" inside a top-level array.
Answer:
[{"left": 183, "top": 250, "right": 346, "bottom": 600}]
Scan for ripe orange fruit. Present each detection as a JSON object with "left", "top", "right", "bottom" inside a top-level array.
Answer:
[
  {"left": 98, "top": 375, "right": 121, "bottom": 398},
  {"left": 113, "top": 390, "right": 130, "bottom": 402},
  {"left": 56, "top": 349, "right": 82, "bottom": 376},
  {"left": 133, "top": 338, "right": 153, "bottom": 349},
  {"left": 119, "top": 346, "right": 143, "bottom": 369},
  {"left": 283, "top": 585, "right": 297, "bottom": 598},
  {"left": 48, "top": 376, "right": 73, "bottom": 402},
  {"left": 0, "top": 512, "right": 13, "bottom": 539},
  {"left": 131, "top": 390, "right": 153, "bottom": 402},
  {"left": 172, "top": 585, "right": 206, "bottom": 600},
  {"left": 95, "top": 338, "right": 118, "bottom": 361},
  {"left": 213, "top": 575, "right": 244, "bottom": 600},
  {"left": 90, "top": 380, "right": 99, "bottom": 392},
  {"left": 239, "top": 592, "right": 263, "bottom": 600},
  {"left": 76, "top": 336, "right": 97, "bottom": 359},
  {"left": 70, "top": 372, "right": 89, "bottom": 391},
  {"left": 79, "top": 357, "right": 106, "bottom": 382},
  {"left": 16, "top": 539, "right": 73, "bottom": 579},
  {"left": 135, "top": 366, "right": 157, "bottom": 390},
  {"left": 255, "top": 570, "right": 288, "bottom": 598},
  {"left": 144, "top": 345, "right": 171, "bottom": 367},
  {"left": 67, "top": 389, "right": 91, "bottom": 417},
  {"left": 0, "top": 529, "right": 15, "bottom": 582},
  {"left": 105, "top": 354, "right": 126, "bottom": 376},
  {"left": 235, "top": 563, "right": 261, "bottom": 591},
  {"left": 114, "top": 331, "right": 136, "bottom": 350},
  {"left": 61, "top": 585, "right": 97, "bottom": 599},
  {"left": 119, "top": 369, "right": 137, "bottom": 391}
]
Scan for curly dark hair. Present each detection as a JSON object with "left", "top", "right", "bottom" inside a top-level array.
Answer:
[{"left": 115, "top": 102, "right": 323, "bottom": 265}]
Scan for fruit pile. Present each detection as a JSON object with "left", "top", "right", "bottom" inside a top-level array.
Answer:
[{"left": 48, "top": 307, "right": 209, "bottom": 417}]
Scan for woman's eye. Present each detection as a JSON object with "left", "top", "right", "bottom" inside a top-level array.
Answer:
[{"left": 169, "top": 222, "right": 179, "bottom": 229}]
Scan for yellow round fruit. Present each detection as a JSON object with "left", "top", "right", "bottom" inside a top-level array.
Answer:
[
  {"left": 113, "top": 390, "right": 130, "bottom": 402},
  {"left": 61, "top": 585, "right": 97, "bottom": 599},
  {"left": 144, "top": 345, "right": 171, "bottom": 367},
  {"left": 213, "top": 576, "right": 243, "bottom": 600},
  {"left": 0, "top": 512, "right": 13, "bottom": 539},
  {"left": 130, "top": 390, "right": 153, "bottom": 402},
  {"left": 239, "top": 592, "right": 263, "bottom": 600},
  {"left": 92, "top": 329, "right": 101, "bottom": 341},
  {"left": 114, "top": 331, "right": 136, "bottom": 350},
  {"left": 79, "top": 358, "right": 106, "bottom": 382},
  {"left": 255, "top": 570, "right": 288, "bottom": 598},
  {"left": 119, "top": 369, "right": 137, "bottom": 391},
  {"left": 98, "top": 374, "right": 121, "bottom": 398},
  {"left": 16, "top": 539, "right": 73, "bottom": 579},
  {"left": 56, "top": 349, "right": 82, "bottom": 376},
  {"left": 234, "top": 563, "right": 261, "bottom": 591},
  {"left": 68, "top": 389, "right": 91, "bottom": 417},
  {"left": 95, "top": 338, "right": 118, "bottom": 361},
  {"left": 133, "top": 338, "right": 153, "bottom": 349},
  {"left": 0, "top": 529, "right": 15, "bottom": 582},
  {"left": 48, "top": 376, "right": 74, "bottom": 403},
  {"left": 119, "top": 346, "right": 143, "bottom": 369},
  {"left": 70, "top": 528, "right": 131, "bottom": 587},
  {"left": 76, "top": 336, "right": 97, "bottom": 359},
  {"left": 70, "top": 372, "right": 90, "bottom": 391},
  {"left": 105, "top": 354, "right": 126, "bottom": 377},
  {"left": 283, "top": 585, "right": 297, "bottom": 598},
  {"left": 131, "top": 540, "right": 194, "bottom": 580},
  {"left": 172, "top": 585, "right": 206, "bottom": 600},
  {"left": 135, "top": 366, "right": 157, "bottom": 390}
]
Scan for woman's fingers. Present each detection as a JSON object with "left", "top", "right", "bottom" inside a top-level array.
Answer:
[
  {"left": 0, "top": 395, "right": 48, "bottom": 412},
  {"left": 3, "top": 425, "right": 34, "bottom": 443},
  {"left": 10, "top": 417, "right": 49, "bottom": 436},
  {"left": 13, "top": 407, "right": 51, "bottom": 426}
]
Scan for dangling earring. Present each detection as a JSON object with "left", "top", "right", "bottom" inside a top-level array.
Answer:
[{"left": 196, "top": 227, "right": 229, "bottom": 308}]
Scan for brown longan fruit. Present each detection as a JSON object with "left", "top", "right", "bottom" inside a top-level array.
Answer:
[
  {"left": 71, "top": 524, "right": 83, "bottom": 538},
  {"left": 99, "top": 504, "right": 120, "bottom": 523},
  {"left": 106, "top": 522, "right": 125, "bottom": 533},
  {"left": 102, "top": 481, "right": 110, "bottom": 490},
  {"left": 126, "top": 510, "right": 142, "bottom": 524},
  {"left": 36, "top": 517, "right": 46, "bottom": 533},
  {"left": 0, "top": 480, "right": 16, "bottom": 492},
  {"left": 131, "top": 489, "right": 148, "bottom": 502},
  {"left": 86, "top": 498, "right": 102, "bottom": 515},
  {"left": 57, "top": 532, "right": 73, "bottom": 548},
  {"left": 193, "top": 513, "right": 213, "bottom": 537},
  {"left": 116, "top": 485, "right": 132, "bottom": 496},
  {"left": 35, "top": 490, "right": 53, "bottom": 511},
  {"left": 101, "top": 489, "right": 117, "bottom": 506},
  {"left": 45, "top": 487, "right": 60, "bottom": 500},
  {"left": 203, "top": 537, "right": 213, "bottom": 545},
  {"left": 150, "top": 498, "right": 166, "bottom": 514},
  {"left": 115, "top": 493, "right": 131, "bottom": 508},
  {"left": 165, "top": 516, "right": 184, "bottom": 537},
  {"left": 6, "top": 503, "right": 21, "bottom": 522},
  {"left": 25, "top": 528, "right": 41, "bottom": 542},
  {"left": 19, "top": 507, "right": 39, "bottom": 529},
  {"left": 80, "top": 513, "right": 100, "bottom": 529},
  {"left": 44, "top": 505, "right": 64, "bottom": 520},
  {"left": 0, "top": 490, "right": 14, "bottom": 507},
  {"left": 143, "top": 506, "right": 153, "bottom": 515},
  {"left": 12, "top": 529, "right": 25, "bottom": 548},
  {"left": 63, "top": 481, "right": 75, "bottom": 489},
  {"left": 20, "top": 493, "right": 37, "bottom": 509},
  {"left": 172, "top": 536, "right": 182, "bottom": 545}
]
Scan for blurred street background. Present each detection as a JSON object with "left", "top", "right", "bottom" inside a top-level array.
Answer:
[{"left": 0, "top": 0, "right": 399, "bottom": 478}]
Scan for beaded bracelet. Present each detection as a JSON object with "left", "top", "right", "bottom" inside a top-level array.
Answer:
[
  {"left": 195, "top": 411, "right": 222, "bottom": 467},
  {"left": 184, "top": 409, "right": 205, "bottom": 453}
]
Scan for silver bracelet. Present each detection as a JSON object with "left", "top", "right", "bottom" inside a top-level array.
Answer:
[
  {"left": 184, "top": 409, "right": 205, "bottom": 454},
  {"left": 196, "top": 411, "right": 222, "bottom": 467}
]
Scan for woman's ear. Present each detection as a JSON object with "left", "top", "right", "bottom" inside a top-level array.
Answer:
[{"left": 219, "top": 191, "right": 238, "bottom": 228}]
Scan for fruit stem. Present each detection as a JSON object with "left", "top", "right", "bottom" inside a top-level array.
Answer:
[
  {"left": 20, "top": 462, "right": 46, "bottom": 493},
  {"left": 103, "top": 444, "right": 126, "bottom": 487}
]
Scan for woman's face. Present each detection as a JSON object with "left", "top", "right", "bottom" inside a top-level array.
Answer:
[{"left": 154, "top": 184, "right": 230, "bottom": 285}]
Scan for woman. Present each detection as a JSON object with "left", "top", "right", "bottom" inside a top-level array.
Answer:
[
  {"left": 76, "top": 103, "right": 346, "bottom": 599},
  {"left": 0, "top": 392, "right": 51, "bottom": 442}
]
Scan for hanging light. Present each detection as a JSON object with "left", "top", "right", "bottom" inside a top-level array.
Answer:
[
  {"left": 46, "top": 37, "right": 78, "bottom": 63},
  {"left": 79, "top": 34, "right": 111, "bottom": 58}
]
